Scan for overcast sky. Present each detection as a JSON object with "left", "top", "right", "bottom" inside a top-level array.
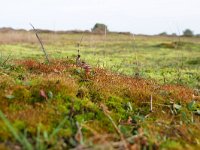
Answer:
[{"left": 0, "top": 0, "right": 199, "bottom": 35}]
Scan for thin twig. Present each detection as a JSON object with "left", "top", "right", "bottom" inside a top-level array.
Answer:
[
  {"left": 100, "top": 103, "right": 129, "bottom": 150},
  {"left": 75, "top": 122, "right": 84, "bottom": 145},
  {"left": 82, "top": 124, "right": 99, "bottom": 137},
  {"left": 79, "top": 33, "right": 85, "bottom": 46},
  {"left": 150, "top": 94, "right": 153, "bottom": 112},
  {"left": 176, "top": 25, "right": 181, "bottom": 49},
  {"left": 1, "top": 53, "right": 11, "bottom": 66},
  {"left": 141, "top": 102, "right": 171, "bottom": 107},
  {"left": 77, "top": 33, "right": 85, "bottom": 54},
  {"left": 71, "top": 135, "right": 137, "bottom": 150},
  {"left": 30, "top": 23, "right": 50, "bottom": 63}
]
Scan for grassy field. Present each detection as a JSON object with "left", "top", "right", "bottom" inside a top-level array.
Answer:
[
  {"left": 1, "top": 31, "right": 200, "bottom": 88},
  {"left": 0, "top": 30, "right": 200, "bottom": 150}
]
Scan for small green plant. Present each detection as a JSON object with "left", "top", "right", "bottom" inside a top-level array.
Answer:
[
  {"left": 0, "top": 110, "right": 33, "bottom": 150},
  {"left": 0, "top": 109, "right": 69, "bottom": 150}
]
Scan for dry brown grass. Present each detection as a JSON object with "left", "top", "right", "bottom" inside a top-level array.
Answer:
[{"left": 0, "top": 31, "right": 36, "bottom": 44}]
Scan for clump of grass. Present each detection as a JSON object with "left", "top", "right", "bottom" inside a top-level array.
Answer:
[
  {"left": 0, "top": 110, "right": 33, "bottom": 150},
  {"left": 187, "top": 57, "right": 200, "bottom": 65},
  {"left": 155, "top": 42, "right": 177, "bottom": 49},
  {"left": 155, "top": 41, "right": 198, "bottom": 49}
]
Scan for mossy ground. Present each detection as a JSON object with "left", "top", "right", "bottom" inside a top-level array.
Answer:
[
  {"left": 0, "top": 32, "right": 200, "bottom": 149},
  {"left": 0, "top": 59, "right": 199, "bottom": 150}
]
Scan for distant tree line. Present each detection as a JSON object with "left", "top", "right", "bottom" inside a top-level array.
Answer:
[
  {"left": 0, "top": 25, "right": 199, "bottom": 37},
  {"left": 158, "top": 29, "right": 200, "bottom": 37}
]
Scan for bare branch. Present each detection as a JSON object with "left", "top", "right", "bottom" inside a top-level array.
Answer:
[{"left": 30, "top": 23, "right": 50, "bottom": 63}]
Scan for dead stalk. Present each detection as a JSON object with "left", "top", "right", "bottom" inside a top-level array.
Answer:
[
  {"left": 30, "top": 23, "right": 50, "bottom": 63},
  {"left": 150, "top": 94, "right": 153, "bottom": 112},
  {"left": 77, "top": 33, "right": 84, "bottom": 55},
  {"left": 100, "top": 103, "right": 129, "bottom": 150},
  {"left": 75, "top": 122, "right": 84, "bottom": 145},
  {"left": 1, "top": 53, "right": 11, "bottom": 66}
]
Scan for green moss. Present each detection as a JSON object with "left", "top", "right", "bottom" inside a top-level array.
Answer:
[
  {"left": 89, "top": 89, "right": 104, "bottom": 102},
  {"left": 160, "top": 140, "right": 183, "bottom": 149},
  {"left": 13, "top": 86, "right": 31, "bottom": 102},
  {"left": 76, "top": 87, "right": 89, "bottom": 99},
  {"left": 106, "top": 96, "right": 129, "bottom": 119},
  {"left": 29, "top": 78, "right": 78, "bottom": 103},
  {"left": 0, "top": 122, "right": 12, "bottom": 141},
  {"left": 13, "top": 120, "right": 26, "bottom": 132}
]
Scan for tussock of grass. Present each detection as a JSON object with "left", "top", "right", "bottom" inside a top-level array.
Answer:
[{"left": 155, "top": 41, "right": 199, "bottom": 50}]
